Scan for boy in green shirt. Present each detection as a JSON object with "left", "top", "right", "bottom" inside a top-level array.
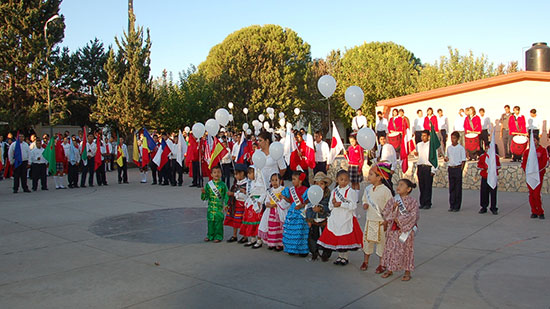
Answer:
[{"left": 201, "top": 166, "right": 229, "bottom": 242}]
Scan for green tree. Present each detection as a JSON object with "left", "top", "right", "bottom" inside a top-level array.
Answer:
[
  {"left": 332, "top": 42, "right": 421, "bottom": 127},
  {"left": 198, "top": 25, "right": 311, "bottom": 126},
  {"left": 93, "top": 13, "right": 154, "bottom": 136},
  {"left": 0, "top": 0, "right": 65, "bottom": 130}
]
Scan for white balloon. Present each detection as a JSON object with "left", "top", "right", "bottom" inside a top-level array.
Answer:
[
  {"left": 263, "top": 121, "right": 270, "bottom": 129},
  {"left": 243, "top": 107, "right": 249, "bottom": 114},
  {"left": 242, "top": 123, "right": 249, "bottom": 131},
  {"left": 294, "top": 108, "right": 300, "bottom": 115},
  {"left": 252, "top": 120, "right": 259, "bottom": 127},
  {"left": 278, "top": 112, "right": 285, "bottom": 119},
  {"left": 184, "top": 126, "right": 190, "bottom": 133},
  {"left": 228, "top": 102, "right": 234, "bottom": 109},
  {"left": 266, "top": 107, "right": 274, "bottom": 115},
  {"left": 192, "top": 123, "right": 205, "bottom": 138},
  {"left": 229, "top": 114, "right": 233, "bottom": 122},
  {"left": 246, "top": 129, "right": 252, "bottom": 135},
  {"left": 308, "top": 185, "right": 324, "bottom": 206},
  {"left": 317, "top": 75, "right": 337, "bottom": 99},
  {"left": 254, "top": 130, "right": 260, "bottom": 136},
  {"left": 269, "top": 141, "right": 284, "bottom": 161},
  {"left": 268, "top": 113, "right": 275, "bottom": 120},
  {"left": 205, "top": 118, "right": 219, "bottom": 136},
  {"left": 215, "top": 108, "right": 230, "bottom": 126},
  {"left": 345, "top": 86, "right": 364, "bottom": 110},
  {"left": 279, "top": 118, "right": 286, "bottom": 127},
  {"left": 286, "top": 123, "right": 293, "bottom": 130},
  {"left": 357, "top": 127, "right": 376, "bottom": 150},
  {"left": 268, "top": 128, "right": 274, "bottom": 133},
  {"left": 258, "top": 114, "right": 265, "bottom": 122},
  {"left": 252, "top": 150, "right": 267, "bottom": 169},
  {"left": 253, "top": 121, "right": 262, "bottom": 130}
]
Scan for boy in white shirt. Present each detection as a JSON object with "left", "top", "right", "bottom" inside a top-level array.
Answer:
[
  {"left": 479, "top": 108, "right": 491, "bottom": 151},
  {"left": 453, "top": 108, "right": 466, "bottom": 145},
  {"left": 444, "top": 132, "right": 466, "bottom": 212},
  {"left": 437, "top": 109, "right": 449, "bottom": 153},
  {"left": 414, "top": 131, "right": 437, "bottom": 209},
  {"left": 527, "top": 108, "right": 540, "bottom": 138},
  {"left": 30, "top": 139, "right": 48, "bottom": 191}
]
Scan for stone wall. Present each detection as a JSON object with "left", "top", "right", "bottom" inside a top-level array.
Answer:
[{"left": 327, "top": 156, "right": 550, "bottom": 193}]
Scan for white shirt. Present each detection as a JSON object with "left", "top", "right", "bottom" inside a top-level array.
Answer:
[
  {"left": 454, "top": 115, "right": 466, "bottom": 131},
  {"left": 446, "top": 144, "right": 466, "bottom": 167},
  {"left": 30, "top": 147, "right": 46, "bottom": 164},
  {"left": 8, "top": 141, "right": 30, "bottom": 162},
  {"left": 81, "top": 141, "right": 97, "bottom": 158},
  {"left": 231, "top": 141, "right": 241, "bottom": 159},
  {"left": 527, "top": 116, "right": 541, "bottom": 130},
  {"left": 415, "top": 141, "right": 437, "bottom": 173},
  {"left": 437, "top": 115, "right": 449, "bottom": 131},
  {"left": 352, "top": 115, "right": 368, "bottom": 131},
  {"left": 111, "top": 142, "right": 117, "bottom": 155},
  {"left": 63, "top": 142, "right": 71, "bottom": 159},
  {"left": 328, "top": 185, "right": 357, "bottom": 236},
  {"left": 221, "top": 151, "right": 232, "bottom": 164},
  {"left": 375, "top": 117, "right": 388, "bottom": 133},
  {"left": 121, "top": 144, "right": 129, "bottom": 159},
  {"left": 314, "top": 140, "right": 329, "bottom": 162},
  {"left": 480, "top": 115, "right": 491, "bottom": 130},
  {"left": 362, "top": 184, "right": 393, "bottom": 222},
  {"left": 377, "top": 143, "right": 397, "bottom": 171},
  {"left": 413, "top": 116, "right": 425, "bottom": 132}
]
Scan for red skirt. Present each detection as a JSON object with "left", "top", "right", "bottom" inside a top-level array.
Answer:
[
  {"left": 224, "top": 200, "right": 245, "bottom": 228},
  {"left": 317, "top": 217, "right": 363, "bottom": 251},
  {"left": 239, "top": 206, "right": 262, "bottom": 237}
]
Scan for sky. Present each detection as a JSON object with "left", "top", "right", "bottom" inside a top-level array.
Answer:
[{"left": 59, "top": 0, "right": 550, "bottom": 79}]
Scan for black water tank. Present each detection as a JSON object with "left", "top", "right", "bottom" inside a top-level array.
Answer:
[{"left": 525, "top": 42, "right": 550, "bottom": 72}]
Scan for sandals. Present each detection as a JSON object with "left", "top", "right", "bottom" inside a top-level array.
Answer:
[
  {"left": 227, "top": 236, "right": 238, "bottom": 243},
  {"left": 381, "top": 271, "right": 393, "bottom": 278},
  {"left": 333, "top": 257, "right": 343, "bottom": 265},
  {"left": 340, "top": 258, "right": 349, "bottom": 266},
  {"left": 275, "top": 246, "right": 283, "bottom": 252},
  {"left": 213, "top": 239, "right": 221, "bottom": 243},
  {"left": 375, "top": 265, "right": 386, "bottom": 274},
  {"left": 402, "top": 272, "right": 412, "bottom": 281},
  {"left": 203, "top": 237, "right": 210, "bottom": 242},
  {"left": 360, "top": 262, "right": 368, "bottom": 271}
]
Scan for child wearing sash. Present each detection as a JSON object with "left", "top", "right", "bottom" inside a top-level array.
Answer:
[
  {"left": 305, "top": 172, "right": 332, "bottom": 261},
  {"left": 224, "top": 164, "right": 248, "bottom": 242},
  {"left": 282, "top": 171, "right": 310, "bottom": 257},
  {"left": 258, "top": 173, "right": 288, "bottom": 251},
  {"left": 240, "top": 166, "right": 265, "bottom": 248},
  {"left": 318, "top": 170, "right": 363, "bottom": 266},
  {"left": 381, "top": 179, "right": 419, "bottom": 281},
  {"left": 201, "top": 166, "right": 228, "bottom": 243},
  {"left": 361, "top": 163, "right": 393, "bottom": 273}
]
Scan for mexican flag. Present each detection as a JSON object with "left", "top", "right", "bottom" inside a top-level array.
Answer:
[
  {"left": 81, "top": 127, "right": 88, "bottom": 166},
  {"left": 429, "top": 123, "right": 441, "bottom": 168},
  {"left": 43, "top": 136, "right": 57, "bottom": 175}
]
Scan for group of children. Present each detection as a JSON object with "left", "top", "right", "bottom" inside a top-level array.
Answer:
[{"left": 201, "top": 161, "right": 420, "bottom": 281}]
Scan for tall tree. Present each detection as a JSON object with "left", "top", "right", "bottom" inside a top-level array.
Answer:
[
  {"left": 0, "top": 0, "right": 65, "bottom": 130},
  {"left": 93, "top": 12, "right": 155, "bottom": 136},
  {"left": 198, "top": 25, "right": 311, "bottom": 125}
]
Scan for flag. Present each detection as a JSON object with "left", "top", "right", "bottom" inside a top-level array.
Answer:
[
  {"left": 176, "top": 130, "right": 188, "bottom": 166},
  {"left": 304, "top": 123, "right": 316, "bottom": 169},
  {"left": 81, "top": 126, "right": 88, "bottom": 165},
  {"left": 143, "top": 128, "right": 156, "bottom": 150},
  {"left": 141, "top": 134, "right": 150, "bottom": 168},
  {"left": 428, "top": 123, "right": 440, "bottom": 168},
  {"left": 13, "top": 133, "right": 23, "bottom": 169},
  {"left": 328, "top": 121, "right": 344, "bottom": 164},
  {"left": 116, "top": 132, "right": 124, "bottom": 167},
  {"left": 43, "top": 136, "right": 57, "bottom": 175},
  {"left": 525, "top": 134, "right": 540, "bottom": 190},
  {"left": 400, "top": 128, "right": 415, "bottom": 173},
  {"left": 132, "top": 132, "right": 140, "bottom": 166},
  {"left": 153, "top": 138, "right": 171, "bottom": 170},
  {"left": 487, "top": 128, "right": 498, "bottom": 189},
  {"left": 94, "top": 134, "right": 102, "bottom": 171},
  {"left": 0, "top": 143, "right": 4, "bottom": 171},
  {"left": 208, "top": 138, "right": 229, "bottom": 169},
  {"left": 236, "top": 132, "right": 249, "bottom": 164},
  {"left": 283, "top": 126, "right": 297, "bottom": 167}
]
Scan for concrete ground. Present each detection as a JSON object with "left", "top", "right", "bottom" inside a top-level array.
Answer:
[{"left": 0, "top": 169, "right": 549, "bottom": 309}]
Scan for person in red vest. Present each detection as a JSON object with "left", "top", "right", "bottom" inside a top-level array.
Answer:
[
  {"left": 509, "top": 106, "right": 527, "bottom": 162},
  {"left": 464, "top": 107, "right": 482, "bottom": 160},
  {"left": 345, "top": 134, "right": 364, "bottom": 192},
  {"left": 54, "top": 134, "right": 67, "bottom": 189},
  {"left": 292, "top": 132, "right": 310, "bottom": 187},
  {"left": 521, "top": 135, "right": 548, "bottom": 219},
  {"left": 187, "top": 133, "right": 200, "bottom": 187},
  {"left": 388, "top": 109, "right": 403, "bottom": 133}
]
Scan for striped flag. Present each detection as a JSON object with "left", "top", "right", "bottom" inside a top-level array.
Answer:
[{"left": 208, "top": 138, "right": 228, "bottom": 170}]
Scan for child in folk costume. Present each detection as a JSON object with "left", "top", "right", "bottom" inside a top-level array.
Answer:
[
  {"left": 258, "top": 173, "right": 289, "bottom": 251},
  {"left": 224, "top": 164, "right": 248, "bottom": 243},
  {"left": 282, "top": 171, "right": 310, "bottom": 257},
  {"left": 381, "top": 179, "right": 420, "bottom": 281},
  {"left": 240, "top": 166, "right": 265, "bottom": 248},
  {"left": 361, "top": 163, "right": 394, "bottom": 273},
  {"left": 317, "top": 170, "right": 363, "bottom": 266},
  {"left": 305, "top": 172, "right": 332, "bottom": 262},
  {"left": 344, "top": 134, "right": 364, "bottom": 192},
  {"left": 201, "top": 166, "right": 229, "bottom": 242}
]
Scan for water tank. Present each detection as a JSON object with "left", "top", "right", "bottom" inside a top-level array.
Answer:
[{"left": 525, "top": 42, "right": 550, "bottom": 72}]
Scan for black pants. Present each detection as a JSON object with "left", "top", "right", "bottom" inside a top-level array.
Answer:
[
  {"left": 172, "top": 159, "right": 183, "bottom": 185},
  {"left": 414, "top": 132, "right": 422, "bottom": 146},
  {"left": 529, "top": 129, "right": 540, "bottom": 138},
  {"left": 221, "top": 163, "right": 232, "bottom": 188},
  {"left": 150, "top": 162, "right": 158, "bottom": 184},
  {"left": 118, "top": 158, "right": 128, "bottom": 183},
  {"left": 192, "top": 161, "right": 200, "bottom": 186},
  {"left": 80, "top": 160, "right": 95, "bottom": 186},
  {"left": 96, "top": 162, "right": 107, "bottom": 185},
  {"left": 31, "top": 163, "right": 47, "bottom": 190},
  {"left": 13, "top": 161, "right": 29, "bottom": 192},
  {"left": 417, "top": 165, "right": 433, "bottom": 208},
  {"left": 480, "top": 129, "right": 489, "bottom": 151},
  {"left": 448, "top": 167, "right": 462, "bottom": 210},
  {"left": 314, "top": 161, "right": 327, "bottom": 175},
  {"left": 502, "top": 129, "right": 511, "bottom": 158},
  {"left": 68, "top": 163, "right": 79, "bottom": 187},
  {"left": 308, "top": 223, "right": 331, "bottom": 259},
  {"left": 160, "top": 161, "right": 171, "bottom": 185},
  {"left": 376, "top": 130, "right": 387, "bottom": 140},
  {"left": 480, "top": 178, "right": 498, "bottom": 211},
  {"left": 440, "top": 129, "right": 448, "bottom": 153}
]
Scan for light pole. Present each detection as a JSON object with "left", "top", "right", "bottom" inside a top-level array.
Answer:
[{"left": 44, "top": 15, "right": 60, "bottom": 138}]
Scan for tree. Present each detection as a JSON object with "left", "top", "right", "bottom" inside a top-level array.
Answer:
[
  {"left": 93, "top": 12, "right": 155, "bottom": 136},
  {"left": 0, "top": 0, "right": 65, "bottom": 130},
  {"left": 198, "top": 25, "right": 311, "bottom": 125},
  {"left": 332, "top": 42, "right": 421, "bottom": 127}
]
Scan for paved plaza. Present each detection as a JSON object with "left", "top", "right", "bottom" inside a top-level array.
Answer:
[{"left": 0, "top": 169, "right": 549, "bottom": 309}]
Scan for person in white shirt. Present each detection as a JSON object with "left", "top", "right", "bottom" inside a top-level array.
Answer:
[
  {"left": 479, "top": 108, "right": 491, "bottom": 151},
  {"left": 453, "top": 108, "right": 466, "bottom": 145},
  {"left": 220, "top": 138, "right": 233, "bottom": 188},
  {"left": 8, "top": 133, "right": 31, "bottom": 193},
  {"left": 444, "top": 131, "right": 466, "bottom": 212},
  {"left": 375, "top": 111, "right": 388, "bottom": 139},
  {"left": 231, "top": 132, "right": 242, "bottom": 161},
  {"left": 413, "top": 109, "right": 425, "bottom": 145},
  {"left": 30, "top": 138, "right": 48, "bottom": 191},
  {"left": 117, "top": 137, "right": 129, "bottom": 184},
  {"left": 67, "top": 138, "right": 80, "bottom": 188},
  {"left": 352, "top": 109, "right": 368, "bottom": 132},
  {"left": 376, "top": 135, "right": 397, "bottom": 194},
  {"left": 313, "top": 131, "right": 330, "bottom": 174},
  {"left": 437, "top": 109, "right": 449, "bottom": 153},
  {"left": 527, "top": 108, "right": 541, "bottom": 138},
  {"left": 80, "top": 133, "right": 97, "bottom": 188},
  {"left": 414, "top": 131, "right": 437, "bottom": 209}
]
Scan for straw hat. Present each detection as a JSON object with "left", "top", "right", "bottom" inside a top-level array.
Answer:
[{"left": 313, "top": 172, "right": 332, "bottom": 186}]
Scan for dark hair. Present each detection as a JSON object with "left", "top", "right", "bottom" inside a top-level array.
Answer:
[
  {"left": 533, "top": 135, "right": 540, "bottom": 142},
  {"left": 504, "top": 105, "right": 510, "bottom": 109},
  {"left": 247, "top": 167, "right": 255, "bottom": 174},
  {"left": 235, "top": 169, "right": 246, "bottom": 176},
  {"left": 417, "top": 109, "right": 422, "bottom": 114},
  {"left": 336, "top": 169, "right": 349, "bottom": 178},
  {"left": 427, "top": 107, "right": 433, "bottom": 113},
  {"left": 399, "top": 178, "right": 416, "bottom": 192},
  {"left": 314, "top": 130, "right": 323, "bottom": 137},
  {"left": 399, "top": 108, "right": 404, "bottom": 113},
  {"left": 437, "top": 108, "right": 442, "bottom": 113},
  {"left": 531, "top": 109, "right": 537, "bottom": 114},
  {"left": 422, "top": 130, "right": 429, "bottom": 135},
  {"left": 377, "top": 111, "right": 383, "bottom": 115},
  {"left": 257, "top": 131, "right": 272, "bottom": 144},
  {"left": 451, "top": 131, "right": 460, "bottom": 139},
  {"left": 514, "top": 106, "right": 520, "bottom": 111},
  {"left": 378, "top": 134, "right": 386, "bottom": 143},
  {"left": 479, "top": 108, "right": 485, "bottom": 113},
  {"left": 211, "top": 165, "right": 222, "bottom": 172},
  {"left": 270, "top": 173, "right": 282, "bottom": 181},
  {"left": 292, "top": 171, "right": 303, "bottom": 178}
]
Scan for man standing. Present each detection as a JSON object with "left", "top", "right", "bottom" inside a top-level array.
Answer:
[
  {"left": 413, "top": 109, "right": 425, "bottom": 146},
  {"left": 8, "top": 133, "right": 31, "bottom": 193},
  {"left": 313, "top": 131, "right": 329, "bottom": 174},
  {"left": 352, "top": 109, "right": 368, "bottom": 132},
  {"left": 437, "top": 109, "right": 449, "bottom": 154},
  {"left": 67, "top": 138, "right": 80, "bottom": 188},
  {"left": 414, "top": 131, "right": 437, "bottom": 209},
  {"left": 500, "top": 105, "right": 512, "bottom": 159},
  {"left": 80, "top": 133, "right": 97, "bottom": 188},
  {"left": 117, "top": 137, "right": 129, "bottom": 184},
  {"left": 375, "top": 111, "right": 388, "bottom": 139},
  {"left": 150, "top": 134, "right": 159, "bottom": 185},
  {"left": 30, "top": 138, "right": 48, "bottom": 191},
  {"left": 479, "top": 108, "right": 491, "bottom": 151},
  {"left": 453, "top": 108, "right": 466, "bottom": 146},
  {"left": 527, "top": 109, "right": 541, "bottom": 138}
]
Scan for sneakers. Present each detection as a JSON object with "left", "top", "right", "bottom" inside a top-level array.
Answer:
[
  {"left": 531, "top": 214, "right": 538, "bottom": 219},
  {"left": 490, "top": 209, "right": 498, "bottom": 215},
  {"left": 479, "top": 208, "right": 487, "bottom": 214}
]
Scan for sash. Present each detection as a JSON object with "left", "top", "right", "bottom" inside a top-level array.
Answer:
[
  {"left": 208, "top": 180, "right": 221, "bottom": 200},
  {"left": 267, "top": 188, "right": 281, "bottom": 207},
  {"left": 289, "top": 186, "right": 302, "bottom": 207},
  {"left": 394, "top": 194, "right": 418, "bottom": 243},
  {"left": 364, "top": 185, "right": 381, "bottom": 218},
  {"left": 390, "top": 117, "right": 396, "bottom": 131},
  {"left": 334, "top": 187, "right": 350, "bottom": 204},
  {"left": 513, "top": 116, "right": 520, "bottom": 133},
  {"left": 468, "top": 116, "right": 475, "bottom": 132}
]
